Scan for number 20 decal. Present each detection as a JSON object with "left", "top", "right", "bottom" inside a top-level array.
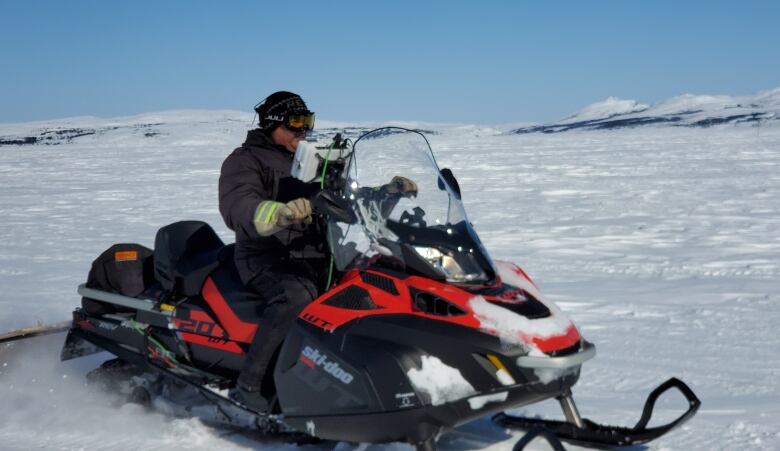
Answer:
[{"left": 175, "top": 319, "right": 217, "bottom": 336}]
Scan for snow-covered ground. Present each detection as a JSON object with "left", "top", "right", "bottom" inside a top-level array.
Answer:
[{"left": 1, "top": 109, "right": 779, "bottom": 450}]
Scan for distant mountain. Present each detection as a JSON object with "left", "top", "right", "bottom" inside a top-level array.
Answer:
[
  {"left": 3, "top": 87, "right": 779, "bottom": 146},
  {"left": 0, "top": 110, "right": 245, "bottom": 147},
  {"left": 511, "top": 87, "right": 780, "bottom": 134},
  {"left": 0, "top": 111, "right": 436, "bottom": 147}
]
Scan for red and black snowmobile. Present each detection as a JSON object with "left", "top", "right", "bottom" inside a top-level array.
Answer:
[{"left": 60, "top": 128, "right": 699, "bottom": 450}]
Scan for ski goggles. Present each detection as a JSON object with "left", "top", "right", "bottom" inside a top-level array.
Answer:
[{"left": 283, "top": 112, "right": 315, "bottom": 132}]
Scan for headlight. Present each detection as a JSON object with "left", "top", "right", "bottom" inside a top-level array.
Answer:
[{"left": 413, "top": 246, "right": 487, "bottom": 283}]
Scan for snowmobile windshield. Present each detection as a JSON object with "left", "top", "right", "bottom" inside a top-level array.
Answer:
[{"left": 327, "top": 127, "right": 496, "bottom": 285}]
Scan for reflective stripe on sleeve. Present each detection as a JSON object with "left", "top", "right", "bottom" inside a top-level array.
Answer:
[
  {"left": 266, "top": 202, "right": 281, "bottom": 224},
  {"left": 254, "top": 201, "right": 283, "bottom": 225}
]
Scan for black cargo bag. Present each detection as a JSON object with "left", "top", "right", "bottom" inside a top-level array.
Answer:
[{"left": 82, "top": 243, "right": 155, "bottom": 315}]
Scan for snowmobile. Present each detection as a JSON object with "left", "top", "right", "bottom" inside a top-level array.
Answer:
[{"left": 58, "top": 127, "right": 700, "bottom": 450}]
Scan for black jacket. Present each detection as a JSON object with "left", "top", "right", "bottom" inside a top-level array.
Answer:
[{"left": 219, "top": 129, "right": 325, "bottom": 284}]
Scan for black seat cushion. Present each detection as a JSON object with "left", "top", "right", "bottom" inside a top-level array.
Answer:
[{"left": 154, "top": 221, "right": 224, "bottom": 297}]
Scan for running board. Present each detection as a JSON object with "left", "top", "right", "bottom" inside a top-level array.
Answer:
[{"left": 495, "top": 378, "right": 701, "bottom": 449}]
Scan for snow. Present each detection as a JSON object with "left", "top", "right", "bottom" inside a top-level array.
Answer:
[
  {"left": 469, "top": 260, "right": 575, "bottom": 354},
  {"left": 533, "top": 366, "right": 579, "bottom": 386},
  {"left": 752, "top": 86, "right": 780, "bottom": 107},
  {"left": 406, "top": 355, "right": 476, "bottom": 406},
  {"left": 560, "top": 97, "right": 649, "bottom": 123},
  {"left": 1, "top": 108, "right": 780, "bottom": 449},
  {"left": 494, "top": 368, "right": 515, "bottom": 386},
  {"left": 468, "top": 392, "right": 509, "bottom": 410},
  {"left": 468, "top": 296, "right": 572, "bottom": 351},
  {"left": 650, "top": 94, "right": 734, "bottom": 114},
  {"left": 608, "top": 89, "right": 777, "bottom": 121},
  {"left": 0, "top": 335, "right": 268, "bottom": 451}
]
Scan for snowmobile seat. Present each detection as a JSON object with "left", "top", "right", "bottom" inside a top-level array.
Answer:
[
  {"left": 153, "top": 221, "right": 224, "bottom": 297},
  {"left": 208, "top": 244, "right": 267, "bottom": 323}
]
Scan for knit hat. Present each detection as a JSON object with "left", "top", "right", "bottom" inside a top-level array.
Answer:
[{"left": 254, "top": 91, "right": 310, "bottom": 131}]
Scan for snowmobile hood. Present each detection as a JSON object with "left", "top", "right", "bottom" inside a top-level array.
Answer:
[{"left": 301, "top": 259, "right": 581, "bottom": 355}]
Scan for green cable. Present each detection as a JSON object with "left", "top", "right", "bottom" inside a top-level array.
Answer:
[
  {"left": 128, "top": 319, "right": 178, "bottom": 363},
  {"left": 319, "top": 142, "right": 334, "bottom": 190},
  {"left": 125, "top": 319, "right": 227, "bottom": 382}
]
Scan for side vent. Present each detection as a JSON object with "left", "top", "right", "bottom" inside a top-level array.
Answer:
[
  {"left": 322, "top": 286, "right": 379, "bottom": 310},
  {"left": 488, "top": 291, "right": 550, "bottom": 319},
  {"left": 359, "top": 271, "right": 400, "bottom": 295},
  {"left": 410, "top": 288, "right": 466, "bottom": 316}
]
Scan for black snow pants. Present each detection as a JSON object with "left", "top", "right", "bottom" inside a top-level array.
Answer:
[{"left": 237, "top": 257, "right": 323, "bottom": 395}]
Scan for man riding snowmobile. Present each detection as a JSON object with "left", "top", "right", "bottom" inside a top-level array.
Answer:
[
  {"left": 219, "top": 91, "right": 324, "bottom": 410},
  {"left": 219, "top": 92, "right": 416, "bottom": 410}
]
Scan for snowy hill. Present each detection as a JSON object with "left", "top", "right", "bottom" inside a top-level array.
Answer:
[
  {"left": 0, "top": 111, "right": 444, "bottom": 148},
  {"left": 511, "top": 87, "right": 780, "bottom": 133}
]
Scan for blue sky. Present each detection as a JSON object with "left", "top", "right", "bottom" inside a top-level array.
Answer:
[{"left": 1, "top": 1, "right": 778, "bottom": 124}]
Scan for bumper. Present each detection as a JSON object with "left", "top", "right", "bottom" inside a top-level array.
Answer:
[{"left": 516, "top": 341, "right": 596, "bottom": 369}]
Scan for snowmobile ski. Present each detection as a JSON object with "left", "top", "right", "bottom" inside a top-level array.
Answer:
[
  {"left": 495, "top": 377, "right": 701, "bottom": 449},
  {"left": 512, "top": 426, "right": 567, "bottom": 451}
]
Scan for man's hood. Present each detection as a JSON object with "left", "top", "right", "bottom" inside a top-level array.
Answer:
[
  {"left": 243, "top": 128, "right": 292, "bottom": 157},
  {"left": 243, "top": 128, "right": 274, "bottom": 147}
]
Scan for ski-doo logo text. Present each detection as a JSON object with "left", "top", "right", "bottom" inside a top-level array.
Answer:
[{"left": 299, "top": 346, "right": 354, "bottom": 384}]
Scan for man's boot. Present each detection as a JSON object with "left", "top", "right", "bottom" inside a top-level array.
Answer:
[{"left": 230, "top": 385, "right": 269, "bottom": 413}]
